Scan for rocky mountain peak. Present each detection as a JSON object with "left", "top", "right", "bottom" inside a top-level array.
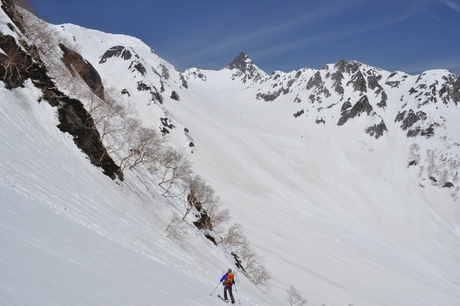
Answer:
[
  {"left": 225, "top": 51, "right": 251, "bottom": 71},
  {"left": 333, "top": 59, "right": 362, "bottom": 74},
  {"left": 224, "top": 51, "right": 267, "bottom": 84}
]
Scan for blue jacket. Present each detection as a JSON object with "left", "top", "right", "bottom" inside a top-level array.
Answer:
[{"left": 220, "top": 272, "right": 235, "bottom": 288}]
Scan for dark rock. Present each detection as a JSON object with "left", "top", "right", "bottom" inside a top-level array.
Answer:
[
  {"left": 99, "top": 45, "right": 132, "bottom": 64},
  {"left": 365, "top": 120, "right": 387, "bottom": 139},
  {"left": 179, "top": 74, "right": 188, "bottom": 89},
  {"left": 129, "top": 60, "right": 146, "bottom": 76},
  {"left": 306, "top": 71, "right": 322, "bottom": 90},
  {"left": 443, "top": 182, "right": 454, "bottom": 188},
  {"left": 59, "top": 44, "right": 104, "bottom": 100},
  {"left": 348, "top": 71, "right": 367, "bottom": 92},
  {"left": 337, "top": 95, "right": 373, "bottom": 126},
  {"left": 293, "top": 109, "right": 305, "bottom": 118},
  {"left": 396, "top": 109, "right": 427, "bottom": 132},
  {"left": 330, "top": 71, "right": 344, "bottom": 95},
  {"left": 170, "top": 90, "right": 180, "bottom": 101},
  {"left": 316, "top": 117, "right": 326, "bottom": 124}
]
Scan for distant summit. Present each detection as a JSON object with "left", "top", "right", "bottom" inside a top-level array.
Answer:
[
  {"left": 225, "top": 51, "right": 252, "bottom": 71},
  {"left": 224, "top": 51, "right": 267, "bottom": 83}
]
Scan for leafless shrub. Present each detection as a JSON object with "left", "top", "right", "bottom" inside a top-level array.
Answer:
[
  {"left": 12, "top": 5, "right": 84, "bottom": 95},
  {"left": 186, "top": 175, "right": 215, "bottom": 209},
  {"left": 232, "top": 238, "right": 271, "bottom": 288},
  {"left": 12, "top": 0, "right": 36, "bottom": 14},
  {"left": 0, "top": 42, "right": 23, "bottom": 86},
  {"left": 118, "top": 122, "right": 165, "bottom": 171},
  {"left": 165, "top": 214, "right": 188, "bottom": 239},
  {"left": 14, "top": 6, "right": 58, "bottom": 62},
  {"left": 216, "top": 223, "right": 247, "bottom": 248},
  {"left": 183, "top": 175, "right": 230, "bottom": 230},
  {"left": 204, "top": 197, "right": 230, "bottom": 231},
  {"left": 158, "top": 149, "right": 192, "bottom": 197},
  {"left": 286, "top": 285, "right": 307, "bottom": 306},
  {"left": 86, "top": 88, "right": 132, "bottom": 138}
]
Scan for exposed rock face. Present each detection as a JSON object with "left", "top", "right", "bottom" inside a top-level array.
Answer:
[
  {"left": 243, "top": 57, "right": 459, "bottom": 143},
  {"left": 59, "top": 44, "right": 105, "bottom": 100},
  {"left": 0, "top": 4, "right": 120, "bottom": 180},
  {"left": 99, "top": 45, "right": 132, "bottom": 63},
  {"left": 337, "top": 96, "right": 374, "bottom": 126},
  {"left": 365, "top": 120, "right": 387, "bottom": 139}
]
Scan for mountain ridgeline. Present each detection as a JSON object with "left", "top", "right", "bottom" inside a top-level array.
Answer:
[
  {"left": 1, "top": 0, "right": 459, "bottom": 195},
  {"left": 188, "top": 52, "right": 460, "bottom": 193},
  {"left": 2, "top": 0, "right": 460, "bottom": 195}
]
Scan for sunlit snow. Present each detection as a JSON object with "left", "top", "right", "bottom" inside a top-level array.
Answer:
[{"left": 1, "top": 6, "right": 460, "bottom": 306}]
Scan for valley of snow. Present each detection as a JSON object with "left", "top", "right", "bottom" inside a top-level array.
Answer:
[{"left": 2, "top": 6, "right": 460, "bottom": 306}]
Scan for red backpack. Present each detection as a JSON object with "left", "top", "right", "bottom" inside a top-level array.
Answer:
[{"left": 225, "top": 273, "right": 234, "bottom": 286}]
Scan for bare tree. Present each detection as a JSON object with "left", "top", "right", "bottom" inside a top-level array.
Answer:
[
  {"left": 118, "top": 122, "right": 165, "bottom": 171},
  {"left": 12, "top": 0, "right": 36, "bottom": 14},
  {"left": 165, "top": 214, "right": 188, "bottom": 239},
  {"left": 158, "top": 149, "right": 192, "bottom": 197},
  {"left": 0, "top": 42, "right": 23, "bottom": 86},
  {"left": 14, "top": 6, "right": 59, "bottom": 63},
  {"left": 13, "top": 4, "right": 86, "bottom": 96},
  {"left": 170, "top": 174, "right": 231, "bottom": 232},
  {"left": 286, "top": 285, "right": 307, "bottom": 306},
  {"left": 236, "top": 241, "right": 271, "bottom": 287},
  {"left": 203, "top": 198, "right": 230, "bottom": 231},
  {"left": 187, "top": 175, "right": 214, "bottom": 207},
  {"left": 250, "top": 263, "right": 271, "bottom": 288},
  {"left": 85, "top": 88, "right": 133, "bottom": 140},
  {"left": 216, "top": 223, "right": 247, "bottom": 247}
]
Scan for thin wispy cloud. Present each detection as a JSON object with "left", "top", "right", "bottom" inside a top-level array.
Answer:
[
  {"left": 30, "top": 0, "right": 460, "bottom": 75},
  {"left": 443, "top": 0, "right": 460, "bottom": 12},
  {"left": 175, "top": 0, "right": 433, "bottom": 71},
  {"left": 173, "top": 0, "right": 368, "bottom": 67},
  {"left": 251, "top": 2, "right": 426, "bottom": 65}
]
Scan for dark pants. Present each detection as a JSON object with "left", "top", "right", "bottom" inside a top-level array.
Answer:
[{"left": 224, "top": 287, "right": 235, "bottom": 304}]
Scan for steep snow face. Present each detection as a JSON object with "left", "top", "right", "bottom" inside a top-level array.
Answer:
[
  {"left": 53, "top": 23, "right": 190, "bottom": 145},
  {"left": 0, "top": 81, "right": 273, "bottom": 305},
  {"left": 0, "top": 7, "right": 272, "bottom": 305},
  {"left": 2, "top": 5, "right": 460, "bottom": 305}
]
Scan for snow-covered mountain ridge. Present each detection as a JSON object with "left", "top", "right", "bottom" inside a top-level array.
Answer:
[
  {"left": 80, "top": 26, "right": 460, "bottom": 192},
  {"left": 54, "top": 20, "right": 460, "bottom": 193},
  {"left": 1, "top": 1, "right": 460, "bottom": 305}
]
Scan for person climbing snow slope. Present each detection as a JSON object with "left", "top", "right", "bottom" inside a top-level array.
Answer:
[{"left": 220, "top": 268, "right": 235, "bottom": 304}]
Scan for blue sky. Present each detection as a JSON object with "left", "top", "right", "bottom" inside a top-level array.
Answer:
[{"left": 30, "top": 0, "right": 460, "bottom": 75}]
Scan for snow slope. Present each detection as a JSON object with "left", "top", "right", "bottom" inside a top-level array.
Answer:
[
  {"left": 1, "top": 3, "right": 460, "bottom": 305},
  {"left": 0, "top": 81, "right": 273, "bottom": 305},
  {"left": 165, "top": 70, "right": 460, "bottom": 306}
]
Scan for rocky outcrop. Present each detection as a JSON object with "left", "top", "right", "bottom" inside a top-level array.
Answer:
[
  {"left": 99, "top": 45, "right": 132, "bottom": 63},
  {"left": 59, "top": 44, "right": 105, "bottom": 100},
  {"left": 0, "top": 4, "right": 120, "bottom": 179},
  {"left": 337, "top": 96, "right": 373, "bottom": 126}
]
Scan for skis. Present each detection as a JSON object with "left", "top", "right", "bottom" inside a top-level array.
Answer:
[{"left": 218, "top": 295, "right": 229, "bottom": 304}]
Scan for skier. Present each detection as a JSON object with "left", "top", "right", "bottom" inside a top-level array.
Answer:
[{"left": 220, "top": 268, "right": 235, "bottom": 304}]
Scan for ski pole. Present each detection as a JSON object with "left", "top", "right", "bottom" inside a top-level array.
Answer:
[
  {"left": 234, "top": 284, "right": 241, "bottom": 305},
  {"left": 210, "top": 281, "right": 221, "bottom": 296}
]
